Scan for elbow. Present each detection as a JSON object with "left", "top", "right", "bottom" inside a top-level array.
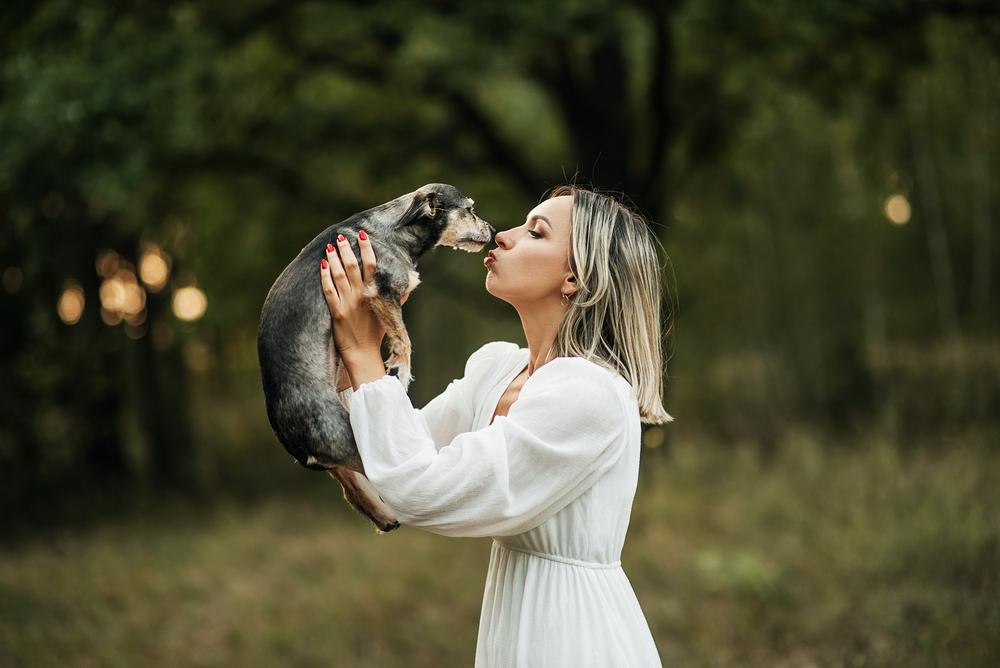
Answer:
[
  {"left": 369, "top": 485, "right": 459, "bottom": 532},
  {"left": 364, "top": 471, "right": 421, "bottom": 524}
]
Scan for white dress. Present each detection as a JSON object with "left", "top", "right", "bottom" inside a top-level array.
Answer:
[{"left": 339, "top": 341, "right": 663, "bottom": 667}]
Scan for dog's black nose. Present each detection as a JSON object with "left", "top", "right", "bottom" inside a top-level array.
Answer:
[{"left": 488, "top": 224, "right": 497, "bottom": 240}]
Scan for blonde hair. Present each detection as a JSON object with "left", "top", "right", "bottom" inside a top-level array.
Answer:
[{"left": 546, "top": 184, "right": 675, "bottom": 425}]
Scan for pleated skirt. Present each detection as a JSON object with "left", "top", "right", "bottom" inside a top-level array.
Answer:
[{"left": 475, "top": 540, "right": 662, "bottom": 667}]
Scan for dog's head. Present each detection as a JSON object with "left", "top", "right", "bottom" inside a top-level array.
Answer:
[{"left": 401, "top": 183, "right": 495, "bottom": 253}]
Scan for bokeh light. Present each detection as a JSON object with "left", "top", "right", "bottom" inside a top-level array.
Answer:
[
  {"left": 139, "top": 245, "right": 171, "bottom": 292},
  {"left": 125, "top": 309, "right": 147, "bottom": 327},
  {"left": 173, "top": 286, "right": 207, "bottom": 321},
  {"left": 3, "top": 266, "right": 23, "bottom": 293},
  {"left": 95, "top": 249, "right": 120, "bottom": 278},
  {"left": 642, "top": 426, "right": 665, "bottom": 449},
  {"left": 124, "top": 321, "right": 148, "bottom": 340},
  {"left": 99, "top": 275, "right": 126, "bottom": 312},
  {"left": 100, "top": 307, "right": 122, "bottom": 326},
  {"left": 884, "top": 194, "right": 911, "bottom": 225},
  {"left": 57, "top": 280, "right": 85, "bottom": 325},
  {"left": 98, "top": 266, "right": 147, "bottom": 327},
  {"left": 123, "top": 281, "right": 146, "bottom": 315}
]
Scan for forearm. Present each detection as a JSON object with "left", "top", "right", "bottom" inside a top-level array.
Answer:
[
  {"left": 342, "top": 347, "right": 387, "bottom": 390},
  {"left": 335, "top": 339, "right": 384, "bottom": 391},
  {"left": 336, "top": 361, "right": 354, "bottom": 392}
]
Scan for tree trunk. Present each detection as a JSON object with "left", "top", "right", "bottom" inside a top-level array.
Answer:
[
  {"left": 136, "top": 302, "right": 198, "bottom": 490},
  {"left": 970, "top": 56, "right": 993, "bottom": 417},
  {"left": 909, "top": 80, "right": 963, "bottom": 354}
]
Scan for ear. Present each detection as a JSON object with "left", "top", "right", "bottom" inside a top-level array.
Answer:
[
  {"left": 561, "top": 272, "right": 577, "bottom": 297},
  {"left": 420, "top": 191, "right": 437, "bottom": 218},
  {"left": 400, "top": 191, "right": 438, "bottom": 227}
]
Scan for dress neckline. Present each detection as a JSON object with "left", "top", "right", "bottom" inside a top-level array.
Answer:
[{"left": 486, "top": 348, "right": 531, "bottom": 427}]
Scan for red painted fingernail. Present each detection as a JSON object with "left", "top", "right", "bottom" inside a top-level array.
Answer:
[
  {"left": 359, "top": 230, "right": 367, "bottom": 240},
  {"left": 321, "top": 258, "right": 328, "bottom": 269},
  {"left": 326, "top": 243, "right": 333, "bottom": 252},
  {"left": 337, "top": 233, "right": 345, "bottom": 242}
]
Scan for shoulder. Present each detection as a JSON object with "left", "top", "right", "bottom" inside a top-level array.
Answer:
[
  {"left": 527, "top": 356, "right": 628, "bottom": 412},
  {"left": 510, "top": 357, "right": 629, "bottom": 437},
  {"left": 537, "top": 356, "right": 622, "bottom": 385},
  {"left": 463, "top": 340, "right": 521, "bottom": 377}
]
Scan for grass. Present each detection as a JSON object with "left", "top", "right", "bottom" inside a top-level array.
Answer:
[{"left": 1, "top": 427, "right": 997, "bottom": 667}]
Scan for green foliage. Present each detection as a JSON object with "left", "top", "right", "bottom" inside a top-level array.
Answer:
[
  {"left": 1, "top": 3, "right": 996, "bottom": 665},
  {"left": 0, "top": 1, "right": 998, "bottom": 500}
]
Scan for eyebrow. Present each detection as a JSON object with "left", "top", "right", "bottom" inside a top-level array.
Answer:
[{"left": 528, "top": 215, "right": 552, "bottom": 229}]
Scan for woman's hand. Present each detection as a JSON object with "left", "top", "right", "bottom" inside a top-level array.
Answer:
[{"left": 320, "top": 231, "right": 408, "bottom": 384}]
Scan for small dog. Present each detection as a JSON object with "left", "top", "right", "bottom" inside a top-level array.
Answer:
[{"left": 257, "top": 184, "right": 495, "bottom": 532}]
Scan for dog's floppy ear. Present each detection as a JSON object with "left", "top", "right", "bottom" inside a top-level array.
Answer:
[{"left": 400, "top": 191, "right": 437, "bottom": 226}]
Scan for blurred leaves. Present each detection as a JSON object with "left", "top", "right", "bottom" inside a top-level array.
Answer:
[
  {"left": 0, "top": 2, "right": 998, "bottom": 664},
  {"left": 0, "top": 0, "right": 998, "bottom": 507}
]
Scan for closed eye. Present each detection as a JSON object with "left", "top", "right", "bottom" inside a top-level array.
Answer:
[{"left": 528, "top": 230, "right": 542, "bottom": 239}]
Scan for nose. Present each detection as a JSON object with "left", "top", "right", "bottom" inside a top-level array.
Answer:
[
  {"left": 493, "top": 228, "right": 509, "bottom": 248},
  {"left": 487, "top": 224, "right": 497, "bottom": 240}
]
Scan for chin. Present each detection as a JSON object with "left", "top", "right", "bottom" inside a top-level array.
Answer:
[{"left": 484, "top": 275, "right": 504, "bottom": 299}]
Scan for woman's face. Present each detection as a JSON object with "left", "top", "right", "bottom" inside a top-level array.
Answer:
[{"left": 485, "top": 195, "right": 575, "bottom": 306}]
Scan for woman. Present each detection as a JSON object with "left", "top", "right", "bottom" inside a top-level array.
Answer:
[{"left": 320, "top": 184, "right": 674, "bottom": 666}]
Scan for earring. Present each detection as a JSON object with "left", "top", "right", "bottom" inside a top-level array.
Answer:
[{"left": 561, "top": 293, "right": 570, "bottom": 306}]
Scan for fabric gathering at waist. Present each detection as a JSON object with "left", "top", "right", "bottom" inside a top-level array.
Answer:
[{"left": 493, "top": 539, "right": 622, "bottom": 570}]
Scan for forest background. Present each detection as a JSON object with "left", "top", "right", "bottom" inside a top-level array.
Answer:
[{"left": 1, "top": 1, "right": 998, "bottom": 665}]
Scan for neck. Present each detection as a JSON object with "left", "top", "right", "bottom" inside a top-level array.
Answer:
[
  {"left": 362, "top": 195, "right": 442, "bottom": 260},
  {"left": 395, "top": 225, "right": 440, "bottom": 259},
  {"left": 516, "top": 301, "right": 566, "bottom": 376}
]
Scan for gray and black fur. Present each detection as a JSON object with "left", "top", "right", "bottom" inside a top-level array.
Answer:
[{"left": 257, "top": 184, "right": 495, "bottom": 532}]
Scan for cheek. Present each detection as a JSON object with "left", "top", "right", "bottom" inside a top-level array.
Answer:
[
  {"left": 513, "top": 246, "right": 566, "bottom": 285},
  {"left": 519, "top": 243, "right": 559, "bottom": 263},
  {"left": 535, "top": 246, "right": 568, "bottom": 276}
]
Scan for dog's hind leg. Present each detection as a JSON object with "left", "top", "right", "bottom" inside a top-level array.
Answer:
[{"left": 328, "top": 467, "right": 401, "bottom": 534}]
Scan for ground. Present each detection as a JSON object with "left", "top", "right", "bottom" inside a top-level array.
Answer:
[{"left": 1, "top": 427, "right": 997, "bottom": 667}]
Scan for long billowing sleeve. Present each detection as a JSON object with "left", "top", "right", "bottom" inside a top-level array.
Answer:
[
  {"left": 348, "top": 356, "right": 628, "bottom": 538},
  {"left": 337, "top": 341, "right": 514, "bottom": 450}
]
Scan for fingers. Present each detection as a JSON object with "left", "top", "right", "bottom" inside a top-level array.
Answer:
[
  {"left": 357, "top": 229, "right": 377, "bottom": 285},
  {"left": 326, "top": 237, "right": 352, "bottom": 300},
  {"left": 335, "top": 233, "right": 363, "bottom": 288},
  {"left": 320, "top": 256, "right": 341, "bottom": 315},
  {"left": 355, "top": 230, "right": 408, "bottom": 304},
  {"left": 322, "top": 230, "right": 385, "bottom": 315}
]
